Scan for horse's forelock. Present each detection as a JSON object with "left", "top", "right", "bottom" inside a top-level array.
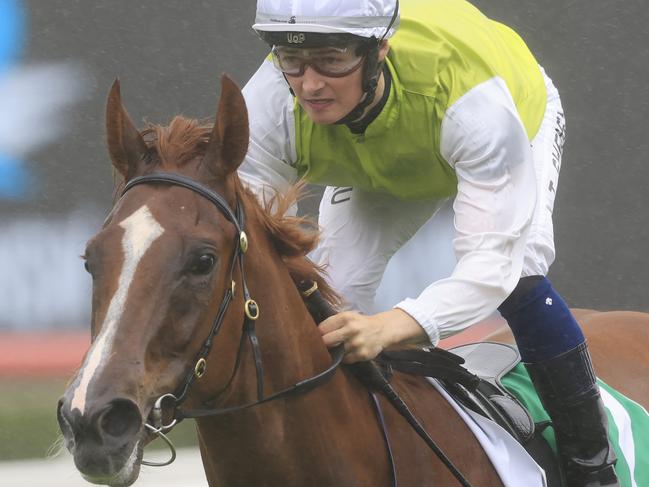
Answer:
[
  {"left": 110, "top": 116, "right": 211, "bottom": 204},
  {"left": 145, "top": 116, "right": 212, "bottom": 168}
]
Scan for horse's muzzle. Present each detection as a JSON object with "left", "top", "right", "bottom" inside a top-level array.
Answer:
[{"left": 57, "top": 394, "right": 145, "bottom": 483}]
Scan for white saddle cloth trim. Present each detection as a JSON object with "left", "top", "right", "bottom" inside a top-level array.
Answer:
[
  {"left": 428, "top": 379, "right": 548, "bottom": 487},
  {"left": 600, "top": 387, "right": 637, "bottom": 487}
]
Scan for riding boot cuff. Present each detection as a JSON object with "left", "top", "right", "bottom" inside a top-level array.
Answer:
[{"left": 524, "top": 343, "right": 619, "bottom": 487}]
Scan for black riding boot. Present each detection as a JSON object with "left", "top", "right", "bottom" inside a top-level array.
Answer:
[{"left": 525, "top": 342, "right": 619, "bottom": 487}]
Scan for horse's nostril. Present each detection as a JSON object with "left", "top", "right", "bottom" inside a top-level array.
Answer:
[
  {"left": 57, "top": 397, "right": 66, "bottom": 423},
  {"left": 57, "top": 397, "right": 73, "bottom": 434},
  {"left": 98, "top": 398, "right": 142, "bottom": 441}
]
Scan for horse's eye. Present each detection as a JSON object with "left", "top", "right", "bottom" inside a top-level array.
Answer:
[
  {"left": 84, "top": 260, "right": 91, "bottom": 273},
  {"left": 190, "top": 254, "right": 216, "bottom": 275}
]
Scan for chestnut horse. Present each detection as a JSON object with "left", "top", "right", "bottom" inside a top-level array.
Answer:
[{"left": 57, "top": 76, "right": 647, "bottom": 487}]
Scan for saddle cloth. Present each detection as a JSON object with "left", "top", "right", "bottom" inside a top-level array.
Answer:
[
  {"left": 502, "top": 364, "right": 649, "bottom": 487},
  {"left": 427, "top": 378, "right": 548, "bottom": 487},
  {"left": 430, "top": 342, "right": 649, "bottom": 487}
]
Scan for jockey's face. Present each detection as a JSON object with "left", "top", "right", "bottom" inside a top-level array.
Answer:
[{"left": 284, "top": 41, "right": 390, "bottom": 125}]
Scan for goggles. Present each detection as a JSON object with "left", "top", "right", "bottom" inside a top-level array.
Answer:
[{"left": 271, "top": 45, "right": 365, "bottom": 78}]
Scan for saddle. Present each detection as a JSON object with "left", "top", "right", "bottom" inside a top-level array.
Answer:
[
  {"left": 379, "top": 344, "right": 535, "bottom": 444},
  {"left": 445, "top": 342, "right": 535, "bottom": 443}
]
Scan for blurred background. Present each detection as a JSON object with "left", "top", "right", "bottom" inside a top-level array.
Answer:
[{"left": 1, "top": 0, "right": 648, "bottom": 484}]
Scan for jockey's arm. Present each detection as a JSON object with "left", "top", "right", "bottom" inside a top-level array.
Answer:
[
  {"left": 321, "top": 79, "right": 537, "bottom": 362},
  {"left": 394, "top": 78, "right": 537, "bottom": 345}
]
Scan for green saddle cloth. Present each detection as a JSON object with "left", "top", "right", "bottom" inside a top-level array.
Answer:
[{"left": 502, "top": 364, "right": 649, "bottom": 486}]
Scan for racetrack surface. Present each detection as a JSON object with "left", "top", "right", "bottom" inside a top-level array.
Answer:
[{"left": 0, "top": 448, "right": 207, "bottom": 487}]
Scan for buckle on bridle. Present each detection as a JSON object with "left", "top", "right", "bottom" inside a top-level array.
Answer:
[
  {"left": 239, "top": 231, "right": 249, "bottom": 253},
  {"left": 244, "top": 299, "right": 260, "bottom": 320},
  {"left": 194, "top": 358, "right": 207, "bottom": 378}
]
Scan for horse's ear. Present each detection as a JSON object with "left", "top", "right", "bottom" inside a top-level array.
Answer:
[
  {"left": 202, "top": 74, "right": 249, "bottom": 177},
  {"left": 105, "top": 79, "right": 148, "bottom": 179}
]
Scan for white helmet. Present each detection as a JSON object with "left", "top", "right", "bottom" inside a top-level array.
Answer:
[
  {"left": 253, "top": 0, "right": 400, "bottom": 125},
  {"left": 253, "top": 0, "right": 400, "bottom": 41}
]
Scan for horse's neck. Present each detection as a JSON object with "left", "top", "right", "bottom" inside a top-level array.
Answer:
[
  {"left": 240, "top": 215, "right": 337, "bottom": 393},
  {"left": 195, "top": 209, "right": 387, "bottom": 484}
]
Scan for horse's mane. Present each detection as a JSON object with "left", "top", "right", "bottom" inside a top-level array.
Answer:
[
  {"left": 113, "top": 116, "right": 340, "bottom": 306},
  {"left": 246, "top": 182, "right": 341, "bottom": 307}
]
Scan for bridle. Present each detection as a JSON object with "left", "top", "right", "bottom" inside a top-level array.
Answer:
[{"left": 120, "top": 172, "right": 345, "bottom": 467}]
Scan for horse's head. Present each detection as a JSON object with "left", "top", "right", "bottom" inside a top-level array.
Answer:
[{"left": 57, "top": 75, "right": 250, "bottom": 486}]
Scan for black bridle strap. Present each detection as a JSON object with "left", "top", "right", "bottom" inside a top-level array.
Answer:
[
  {"left": 236, "top": 234, "right": 265, "bottom": 402},
  {"left": 245, "top": 317, "right": 265, "bottom": 401},
  {"left": 176, "top": 343, "right": 345, "bottom": 419},
  {"left": 123, "top": 172, "right": 244, "bottom": 233},
  {"left": 173, "top": 284, "right": 235, "bottom": 404}
]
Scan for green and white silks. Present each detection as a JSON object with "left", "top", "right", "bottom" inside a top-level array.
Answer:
[{"left": 503, "top": 364, "right": 649, "bottom": 486}]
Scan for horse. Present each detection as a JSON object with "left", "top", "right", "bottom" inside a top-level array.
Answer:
[{"left": 56, "top": 75, "right": 648, "bottom": 487}]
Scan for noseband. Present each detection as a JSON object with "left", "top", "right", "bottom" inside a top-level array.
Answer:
[{"left": 121, "top": 172, "right": 345, "bottom": 466}]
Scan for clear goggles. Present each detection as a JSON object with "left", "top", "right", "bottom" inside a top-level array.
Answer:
[{"left": 271, "top": 45, "right": 365, "bottom": 78}]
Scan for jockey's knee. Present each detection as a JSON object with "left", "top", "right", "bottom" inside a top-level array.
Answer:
[
  {"left": 497, "top": 276, "right": 585, "bottom": 363},
  {"left": 499, "top": 275, "right": 545, "bottom": 313}
]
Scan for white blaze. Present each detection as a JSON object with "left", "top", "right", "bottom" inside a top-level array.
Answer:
[{"left": 70, "top": 206, "right": 164, "bottom": 415}]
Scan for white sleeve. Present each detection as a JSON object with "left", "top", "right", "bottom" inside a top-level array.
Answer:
[
  {"left": 239, "top": 60, "right": 299, "bottom": 207},
  {"left": 395, "top": 77, "right": 537, "bottom": 344}
]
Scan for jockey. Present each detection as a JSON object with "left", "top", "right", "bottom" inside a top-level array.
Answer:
[{"left": 241, "top": 0, "right": 618, "bottom": 485}]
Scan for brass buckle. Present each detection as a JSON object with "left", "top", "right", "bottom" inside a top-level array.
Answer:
[
  {"left": 244, "top": 299, "right": 260, "bottom": 320},
  {"left": 239, "top": 231, "right": 249, "bottom": 253},
  {"left": 194, "top": 358, "right": 207, "bottom": 378},
  {"left": 301, "top": 281, "right": 318, "bottom": 298}
]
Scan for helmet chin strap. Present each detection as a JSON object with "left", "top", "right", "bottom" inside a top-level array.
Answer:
[
  {"left": 335, "top": 0, "right": 399, "bottom": 125},
  {"left": 334, "top": 42, "right": 382, "bottom": 125},
  {"left": 334, "top": 68, "right": 381, "bottom": 125},
  {"left": 282, "top": 73, "right": 296, "bottom": 97}
]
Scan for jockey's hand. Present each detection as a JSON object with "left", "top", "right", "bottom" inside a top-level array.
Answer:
[{"left": 319, "top": 308, "right": 429, "bottom": 364}]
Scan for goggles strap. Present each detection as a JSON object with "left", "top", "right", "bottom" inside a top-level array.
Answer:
[{"left": 282, "top": 73, "right": 296, "bottom": 97}]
